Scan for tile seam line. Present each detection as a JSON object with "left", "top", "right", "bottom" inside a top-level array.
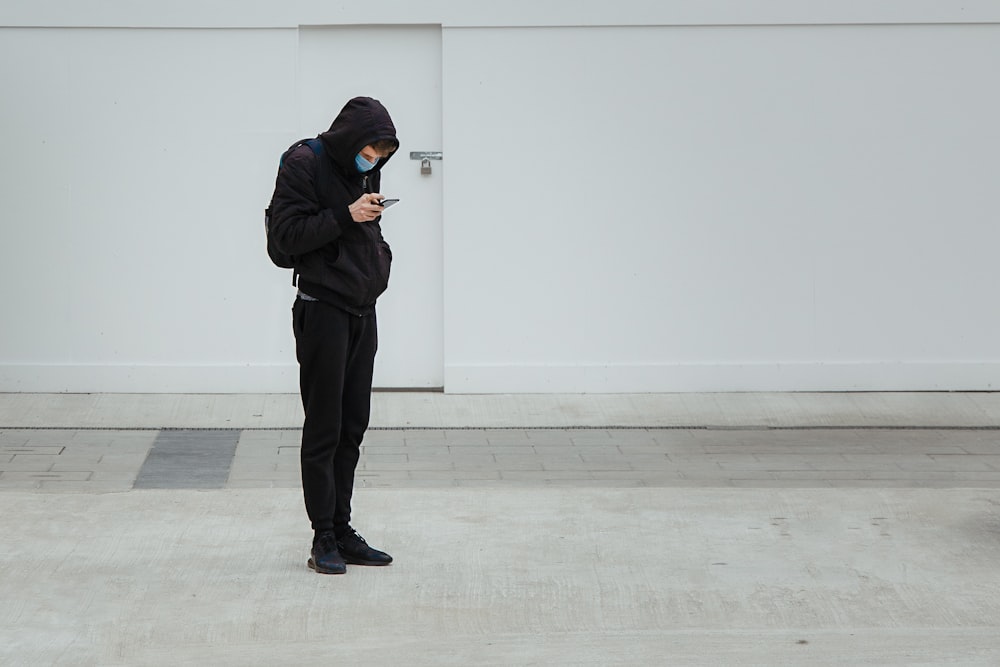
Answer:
[{"left": 4, "top": 425, "right": 1000, "bottom": 432}]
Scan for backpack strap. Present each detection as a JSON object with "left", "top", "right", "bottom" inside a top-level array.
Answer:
[
  {"left": 281, "top": 137, "right": 323, "bottom": 165},
  {"left": 304, "top": 137, "right": 323, "bottom": 156}
]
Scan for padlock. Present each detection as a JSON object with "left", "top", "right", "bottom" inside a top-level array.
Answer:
[{"left": 420, "top": 158, "right": 432, "bottom": 175}]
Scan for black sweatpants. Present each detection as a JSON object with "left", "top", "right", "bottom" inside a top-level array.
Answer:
[{"left": 292, "top": 298, "right": 377, "bottom": 534}]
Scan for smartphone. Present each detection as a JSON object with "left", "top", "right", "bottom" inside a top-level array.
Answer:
[{"left": 377, "top": 198, "right": 400, "bottom": 209}]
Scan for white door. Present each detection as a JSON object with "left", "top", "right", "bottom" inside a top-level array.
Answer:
[{"left": 297, "top": 25, "right": 444, "bottom": 389}]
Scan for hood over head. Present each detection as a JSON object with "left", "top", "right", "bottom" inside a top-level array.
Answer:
[{"left": 319, "top": 96, "right": 399, "bottom": 175}]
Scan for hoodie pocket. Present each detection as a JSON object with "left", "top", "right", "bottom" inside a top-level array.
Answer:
[
  {"left": 377, "top": 240, "right": 392, "bottom": 284},
  {"left": 363, "top": 238, "right": 392, "bottom": 304}
]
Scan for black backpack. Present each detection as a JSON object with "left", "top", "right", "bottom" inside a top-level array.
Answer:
[{"left": 264, "top": 138, "right": 324, "bottom": 270}]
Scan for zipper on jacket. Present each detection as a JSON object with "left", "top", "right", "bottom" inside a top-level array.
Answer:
[{"left": 359, "top": 172, "right": 384, "bottom": 308}]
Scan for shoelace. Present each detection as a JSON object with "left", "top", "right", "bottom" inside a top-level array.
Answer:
[{"left": 339, "top": 528, "right": 367, "bottom": 546}]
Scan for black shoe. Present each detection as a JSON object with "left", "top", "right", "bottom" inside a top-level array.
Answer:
[
  {"left": 308, "top": 531, "right": 346, "bottom": 575},
  {"left": 336, "top": 527, "right": 393, "bottom": 566}
]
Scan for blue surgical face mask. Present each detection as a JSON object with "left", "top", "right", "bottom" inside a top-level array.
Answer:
[{"left": 355, "top": 153, "right": 379, "bottom": 173}]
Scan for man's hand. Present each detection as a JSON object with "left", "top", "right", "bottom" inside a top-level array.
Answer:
[{"left": 349, "top": 193, "right": 384, "bottom": 223}]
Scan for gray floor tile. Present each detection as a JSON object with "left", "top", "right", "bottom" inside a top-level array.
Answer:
[
  {"left": 133, "top": 429, "right": 239, "bottom": 489},
  {"left": 5, "top": 425, "right": 1000, "bottom": 492}
]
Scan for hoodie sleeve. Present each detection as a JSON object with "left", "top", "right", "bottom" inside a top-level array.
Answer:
[{"left": 268, "top": 147, "right": 346, "bottom": 256}]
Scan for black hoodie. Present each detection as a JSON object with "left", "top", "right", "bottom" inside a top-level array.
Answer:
[{"left": 269, "top": 97, "right": 399, "bottom": 314}]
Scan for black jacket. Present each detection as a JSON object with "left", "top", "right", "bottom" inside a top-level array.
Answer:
[{"left": 269, "top": 97, "right": 399, "bottom": 315}]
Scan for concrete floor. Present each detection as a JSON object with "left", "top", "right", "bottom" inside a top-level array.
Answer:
[{"left": 2, "top": 392, "right": 1000, "bottom": 666}]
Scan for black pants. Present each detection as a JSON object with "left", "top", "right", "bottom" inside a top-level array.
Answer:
[{"left": 292, "top": 298, "right": 377, "bottom": 533}]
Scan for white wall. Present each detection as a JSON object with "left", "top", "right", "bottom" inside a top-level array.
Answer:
[
  {"left": 2, "top": 2, "right": 999, "bottom": 393},
  {"left": 442, "top": 23, "right": 1000, "bottom": 391},
  {"left": 0, "top": 27, "right": 300, "bottom": 392}
]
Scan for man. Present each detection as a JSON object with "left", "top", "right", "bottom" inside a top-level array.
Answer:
[{"left": 268, "top": 97, "right": 399, "bottom": 575}]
